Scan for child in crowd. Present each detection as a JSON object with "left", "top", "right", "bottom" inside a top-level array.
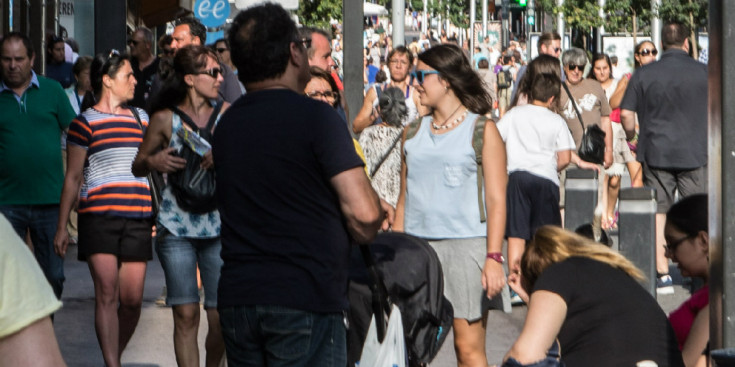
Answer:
[{"left": 496, "top": 73, "right": 576, "bottom": 286}]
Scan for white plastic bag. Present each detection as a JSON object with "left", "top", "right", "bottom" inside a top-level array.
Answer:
[{"left": 357, "top": 304, "right": 407, "bottom": 367}]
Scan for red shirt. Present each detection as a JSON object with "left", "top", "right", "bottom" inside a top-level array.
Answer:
[{"left": 668, "top": 285, "right": 708, "bottom": 350}]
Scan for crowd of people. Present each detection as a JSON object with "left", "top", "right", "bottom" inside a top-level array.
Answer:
[{"left": 0, "top": 4, "right": 709, "bottom": 367}]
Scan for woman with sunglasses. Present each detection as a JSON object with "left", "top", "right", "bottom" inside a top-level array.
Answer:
[
  {"left": 664, "top": 194, "right": 709, "bottom": 367},
  {"left": 132, "top": 45, "right": 229, "bottom": 367},
  {"left": 54, "top": 50, "right": 151, "bottom": 367},
  {"left": 559, "top": 47, "right": 613, "bottom": 171},
  {"left": 394, "top": 44, "right": 509, "bottom": 367}
]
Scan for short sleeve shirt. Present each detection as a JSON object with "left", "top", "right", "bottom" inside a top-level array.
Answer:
[
  {"left": 533, "top": 257, "right": 685, "bottom": 367},
  {"left": 214, "top": 89, "right": 364, "bottom": 313},
  {"left": 620, "top": 49, "right": 708, "bottom": 169},
  {"left": 67, "top": 108, "right": 152, "bottom": 218},
  {"left": 558, "top": 78, "right": 611, "bottom": 149}
]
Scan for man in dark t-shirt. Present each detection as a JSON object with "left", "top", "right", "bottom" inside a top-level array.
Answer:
[
  {"left": 127, "top": 27, "right": 159, "bottom": 109},
  {"left": 213, "top": 4, "right": 384, "bottom": 366}
]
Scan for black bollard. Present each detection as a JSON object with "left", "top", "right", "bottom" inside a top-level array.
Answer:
[
  {"left": 618, "top": 187, "right": 657, "bottom": 296},
  {"left": 564, "top": 168, "right": 598, "bottom": 233}
]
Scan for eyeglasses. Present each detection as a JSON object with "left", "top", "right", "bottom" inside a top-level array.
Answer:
[
  {"left": 553, "top": 47, "right": 561, "bottom": 53},
  {"left": 410, "top": 70, "right": 440, "bottom": 85},
  {"left": 306, "top": 90, "right": 337, "bottom": 99},
  {"left": 127, "top": 39, "right": 140, "bottom": 46},
  {"left": 297, "top": 37, "right": 312, "bottom": 50},
  {"left": 566, "top": 64, "right": 584, "bottom": 71},
  {"left": 194, "top": 68, "right": 222, "bottom": 79},
  {"left": 664, "top": 235, "right": 693, "bottom": 255},
  {"left": 216, "top": 48, "right": 228, "bottom": 54},
  {"left": 637, "top": 48, "right": 658, "bottom": 57}
]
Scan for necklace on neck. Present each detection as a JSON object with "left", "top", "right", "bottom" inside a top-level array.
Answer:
[{"left": 431, "top": 104, "right": 466, "bottom": 130}]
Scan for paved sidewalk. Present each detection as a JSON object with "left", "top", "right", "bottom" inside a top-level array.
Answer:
[{"left": 54, "top": 243, "right": 690, "bottom": 367}]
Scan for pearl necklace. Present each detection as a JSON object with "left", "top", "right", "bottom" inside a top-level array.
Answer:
[{"left": 432, "top": 109, "right": 467, "bottom": 130}]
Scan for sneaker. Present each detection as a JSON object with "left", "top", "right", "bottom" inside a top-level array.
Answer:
[
  {"left": 510, "top": 290, "right": 525, "bottom": 306},
  {"left": 656, "top": 275, "right": 674, "bottom": 295}
]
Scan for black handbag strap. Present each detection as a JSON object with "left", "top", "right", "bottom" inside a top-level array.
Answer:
[
  {"left": 561, "top": 82, "right": 586, "bottom": 133},
  {"left": 358, "top": 244, "right": 392, "bottom": 342},
  {"left": 368, "top": 127, "right": 404, "bottom": 178},
  {"left": 171, "top": 99, "right": 223, "bottom": 138}
]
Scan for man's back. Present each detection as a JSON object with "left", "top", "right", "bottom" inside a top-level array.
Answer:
[
  {"left": 621, "top": 49, "right": 707, "bottom": 169},
  {"left": 213, "top": 89, "right": 364, "bottom": 313}
]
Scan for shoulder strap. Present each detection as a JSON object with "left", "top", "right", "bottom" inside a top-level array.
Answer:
[
  {"left": 561, "top": 82, "right": 585, "bottom": 132},
  {"left": 368, "top": 127, "right": 404, "bottom": 178},
  {"left": 404, "top": 116, "right": 423, "bottom": 141},
  {"left": 473, "top": 115, "right": 488, "bottom": 223},
  {"left": 205, "top": 99, "right": 224, "bottom": 134},
  {"left": 170, "top": 106, "right": 199, "bottom": 132},
  {"left": 171, "top": 99, "right": 223, "bottom": 135},
  {"left": 129, "top": 106, "right": 143, "bottom": 130},
  {"left": 375, "top": 84, "right": 383, "bottom": 100}
]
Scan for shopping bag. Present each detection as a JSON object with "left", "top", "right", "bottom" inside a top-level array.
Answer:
[{"left": 357, "top": 304, "right": 407, "bottom": 367}]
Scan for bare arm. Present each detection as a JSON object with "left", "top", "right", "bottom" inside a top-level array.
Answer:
[
  {"left": 481, "top": 121, "right": 508, "bottom": 298},
  {"left": 53, "top": 144, "right": 87, "bottom": 258},
  {"left": 621, "top": 109, "right": 637, "bottom": 140},
  {"left": 131, "top": 109, "right": 186, "bottom": 177},
  {"left": 353, "top": 88, "right": 378, "bottom": 134},
  {"left": 609, "top": 76, "right": 629, "bottom": 109},
  {"left": 504, "top": 291, "right": 567, "bottom": 364},
  {"left": 601, "top": 115, "right": 613, "bottom": 169},
  {"left": 330, "top": 166, "right": 383, "bottom": 244},
  {"left": 571, "top": 151, "right": 602, "bottom": 173},
  {"left": 556, "top": 150, "right": 572, "bottom": 171},
  {"left": 682, "top": 307, "right": 709, "bottom": 367},
  {"left": 0, "top": 318, "right": 66, "bottom": 367},
  {"left": 393, "top": 132, "right": 409, "bottom": 232}
]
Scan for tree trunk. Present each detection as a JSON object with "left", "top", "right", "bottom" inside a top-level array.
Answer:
[{"left": 689, "top": 0, "right": 698, "bottom": 59}]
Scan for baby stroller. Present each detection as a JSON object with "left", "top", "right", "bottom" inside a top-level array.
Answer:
[{"left": 348, "top": 232, "right": 454, "bottom": 367}]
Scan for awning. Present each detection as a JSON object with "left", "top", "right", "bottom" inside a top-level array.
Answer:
[
  {"left": 139, "top": 0, "right": 191, "bottom": 27},
  {"left": 364, "top": 2, "right": 389, "bottom": 16}
]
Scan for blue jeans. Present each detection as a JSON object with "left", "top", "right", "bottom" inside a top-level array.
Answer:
[
  {"left": 156, "top": 230, "right": 222, "bottom": 308},
  {"left": 219, "top": 305, "right": 346, "bottom": 367},
  {"left": 0, "top": 205, "right": 64, "bottom": 299}
]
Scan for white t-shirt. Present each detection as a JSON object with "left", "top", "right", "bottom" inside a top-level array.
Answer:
[{"left": 496, "top": 104, "right": 576, "bottom": 185}]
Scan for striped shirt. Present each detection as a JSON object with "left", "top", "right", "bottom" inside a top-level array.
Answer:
[{"left": 67, "top": 107, "right": 152, "bottom": 218}]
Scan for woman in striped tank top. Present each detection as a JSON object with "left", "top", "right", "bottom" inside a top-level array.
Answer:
[{"left": 54, "top": 50, "right": 151, "bottom": 367}]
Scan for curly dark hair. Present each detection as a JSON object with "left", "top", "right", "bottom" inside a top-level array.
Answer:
[
  {"left": 418, "top": 44, "right": 492, "bottom": 115},
  {"left": 378, "top": 87, "right": 408, "bottom": 127},
  {"left": 228, "top": 3, "right": 299, "bottom": 85},
  {"left": 175, "top": 17, "right": 207, "bottom": 44}
]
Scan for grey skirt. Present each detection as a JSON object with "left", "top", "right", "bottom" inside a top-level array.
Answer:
[{"left": 428, "top": 237, "right": 511, "bottom": 321}]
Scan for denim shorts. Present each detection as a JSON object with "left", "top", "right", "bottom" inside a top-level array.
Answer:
[
  {"left": 219, "top": 305, "right": 346, "bottom": 367},
  {"left": 156, "top": 229, "right": 223, "bottom": 309}
]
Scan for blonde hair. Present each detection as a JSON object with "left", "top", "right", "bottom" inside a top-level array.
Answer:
[{"left": 521, "top": 226, "right": 645, "bottom": 292}]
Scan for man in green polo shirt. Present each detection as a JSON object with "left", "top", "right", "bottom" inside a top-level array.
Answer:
[{"left": 0, "top": 32, "right": 76, "bottom": 299}]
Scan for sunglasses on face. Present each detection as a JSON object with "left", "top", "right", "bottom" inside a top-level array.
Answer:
[
  {"left": 127, "top": 39, "right": 140, "bottom": 46},
  {"left": 553, "top": 47, "right": 561, "bottom": 53},
  {"left": 194, "top": 68, "right": 222, "bottom": 79},
  {"left": 216, "top": 48, "right": 228, "bottom": 54},
  {"left": 297, "top": 37, "right": 312, "bottom": 50},
  {"left": 410, "top": 70, "right": 440, "bottom": 85},
  {"left": 566, "top": 64, "right": 584, "bottom": 71},
  {"left": 637, "top": 48, "right": 658, "bottom": 57},
  {"left": 306, "top": 91, "right": 337, "bottom": 99}
]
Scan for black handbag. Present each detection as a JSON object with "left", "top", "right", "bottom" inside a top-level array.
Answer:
[
  {"left": 167, "top": 101, "right": 222, "bottom": 214},
  {"left": 130, "top": 107, "right": 164, "bottom": 217},
  {"left": 562, "top": 82, "right": 605, "bottom": 165}
]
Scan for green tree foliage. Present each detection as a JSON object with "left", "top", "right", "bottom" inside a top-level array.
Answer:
[
  {"left": 604, "top": 0, "right": 653, "bottom": 35},
  {"left": 297, "top": 0, "right": 343, "bottom": 29}
]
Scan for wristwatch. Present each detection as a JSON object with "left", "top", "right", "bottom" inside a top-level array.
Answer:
[{"left": 486, "top": 252, "right": 505, "bottom": 264}]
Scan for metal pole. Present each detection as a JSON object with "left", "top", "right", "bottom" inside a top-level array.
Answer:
[
  {"left": 422, "top": 0, "right": 427, "bottom": 35},
  {"left": 482, "top": 0, "right": 488, "bottom": 42},
  {"left": 53, "top": 0, "right": 58, "bottom": 35},
  {"left": 597, "top": 0, "right": 605, "bottom": 52},
  {"left": 40, "top": 0, "right": 46, "bottom": 75},
  {"left": 470, "top": 0, "right": 476, "bottom": 60},
  {"left": 556, "top": 0, "right": 564, "bottom": 48},
  {"left": 651, "top": 0, "right": 662, "bottom": 55},
  {"left": 344, "top": 0, "right": 364, "bottom": 134},
  {"left": 392, "top": 0, "right": 405, "bottom": 45}
]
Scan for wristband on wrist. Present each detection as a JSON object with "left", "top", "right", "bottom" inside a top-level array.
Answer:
[{"left": 486, "top": 252, "right": 505, "bottom": 264}]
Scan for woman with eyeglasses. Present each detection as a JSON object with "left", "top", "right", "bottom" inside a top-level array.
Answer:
[
  {"left": 305, "top": 66, "right": 368, "bottom": 170},
  {"left": 132, "top": 45, "right": 229, "bottom": 367},
  {"left": 394, "top": 44, "right": 509, "bottom": 367},
  {"left": 54, "top": 50, "right": 151, "bottom": 367},
  {"left": 664, "top": 194, "right": 709, "bottom": 367}
]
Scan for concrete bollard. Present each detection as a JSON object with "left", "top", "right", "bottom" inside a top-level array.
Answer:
[
  {"left": 564, "top": 168, "right": 598, "bottom": 233},
  {"left": 618, "top": 187, "right": 657, "bottom": 296}
]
